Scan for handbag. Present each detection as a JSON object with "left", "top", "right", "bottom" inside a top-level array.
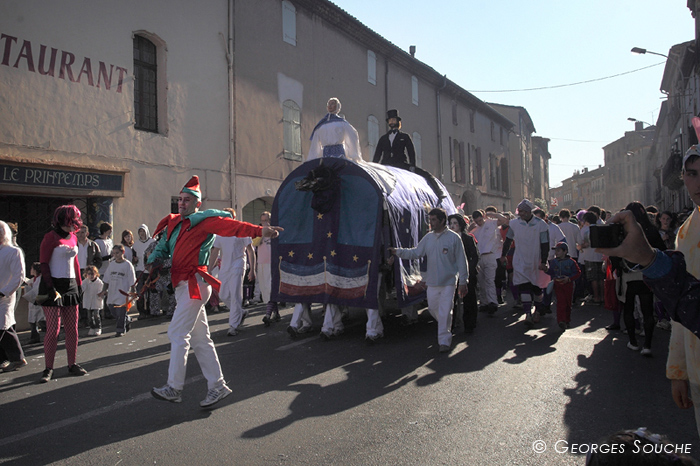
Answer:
[{"left": 603, "top": 260, "right": 621, "bottom": 311}]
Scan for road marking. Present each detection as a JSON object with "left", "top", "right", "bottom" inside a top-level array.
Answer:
[{"left": 0, "top": 375, "right": 204, "bottom": 448}]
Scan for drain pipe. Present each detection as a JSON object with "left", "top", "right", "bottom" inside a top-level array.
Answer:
[
  {"left": 226, "top": 0, "right": 236, "bottom": 211},
  {"left": 435, "top": 75, "right": 447, "bottom": 180}
]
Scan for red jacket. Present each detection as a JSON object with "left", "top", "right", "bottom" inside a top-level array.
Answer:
[{"left": 150, "top": 210, "right": 262, "bottom": 299}]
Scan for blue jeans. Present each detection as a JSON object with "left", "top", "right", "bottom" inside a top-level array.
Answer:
[{"left": 108, "top": 304, "right": 130, "bottom": 334}]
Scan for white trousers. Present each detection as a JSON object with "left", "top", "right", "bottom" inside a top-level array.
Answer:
[
  {"left": 167, "top": 277, "right": 224, "bottom": 391},
  {"left": 365, "top": 308, "right": 384, "bottom": 337},
  {"left": 290, "top": 303, "right": 312, "bottom": 329},
  {"left": 257, "top": 263, "right": 272, "bottom": 303},
  {"left": 321, "top": 304, "right": 345, "bottom": 335},
  {"left": 427, "top": 282, "right": 456, "bottom": 347},
  {"left": 478, "top": 253, "right": 498, "bottom": 306},
  {"left": 219, "top": 267, "right": 245, "bottom": 329}
]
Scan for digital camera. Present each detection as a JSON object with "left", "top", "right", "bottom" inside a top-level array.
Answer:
[{"left": 589, "top": 224, "right": 624, "bottom": 249}]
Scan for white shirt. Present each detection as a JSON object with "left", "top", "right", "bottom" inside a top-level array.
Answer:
[
  {"left": 213, "top": 235, "right": 252, "bottom": 274},
  {"left": 77, "top": 241, "right": 89, "bottom": 269},
  {"left": 557, "top": 220, "right": 581, "bottom": 259},
  {"left": 471, "top": 218, "right": 502, "bottom": 255},
  {"left": 103, "top": 260, "right": 136, "bottom": 305}
]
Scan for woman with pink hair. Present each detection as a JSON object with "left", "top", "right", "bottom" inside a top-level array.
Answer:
[{"left": 38, "top": 205, "right": 88, "bottom": 383}]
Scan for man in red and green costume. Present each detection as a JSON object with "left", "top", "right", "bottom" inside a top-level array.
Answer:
[{"left": 149, "top": 176, "right": 282, "bottom": 408}]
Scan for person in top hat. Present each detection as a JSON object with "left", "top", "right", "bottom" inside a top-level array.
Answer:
[
  {"left": 148, "top": 176, "right": 282, "bottom": 408},
  {"left": 372, "top": 109, "right": 416, "bottom": 170}
]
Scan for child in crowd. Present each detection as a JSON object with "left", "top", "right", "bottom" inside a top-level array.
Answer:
[
  {"left": 21, "top": 262, "right": 45, "bottom": 344},
  {"left": 82, "top": 265, "right": 104, "bottom": 336},
  {"left": 99, "top": 245, "right": 136, "bottom": 337},
  {"left": 547, "top": 242, "right": 581, "bottom": 330}
]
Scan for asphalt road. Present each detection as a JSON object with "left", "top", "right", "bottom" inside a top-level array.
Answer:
[{"left": 1, "top": 300, "right": 697, "bottom": 465}]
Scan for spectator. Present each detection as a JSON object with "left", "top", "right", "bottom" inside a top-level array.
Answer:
[{"left": 0, "top": 220, "right": 27, "bottom": 372}]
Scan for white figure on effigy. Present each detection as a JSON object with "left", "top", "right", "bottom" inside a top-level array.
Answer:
[{"left": 306, "top": 97, "right": 363, "bottom": 163}]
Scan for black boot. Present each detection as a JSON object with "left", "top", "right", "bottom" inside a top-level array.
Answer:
[{"left": 29, "top": 323, "right": 40, "bottom": 344}]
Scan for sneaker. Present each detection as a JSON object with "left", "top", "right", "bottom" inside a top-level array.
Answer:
[
  {"left": 68, "top": 364, "right": 88, "bottom": 376},
  {"left": 94, "top": 328, "right": 102, "bottom": 336},
  {"left": 151, "top": 384, "right": 182, "bottom": 403},
  {"left": 40, "top": 368, "right": 53, "bottom": 383},
  {"left": 605, "top": 324, "right": 621, "bottom": 331},
  {"left": 3, "top": 359, "right": 27, "bottom": 372},
  {"left": 0, "top": 360, "right": 9, "bottom": 370},
  {"left": 497, "top": 295, "right": 504, "bottom": 305},
  {"left": 297, "top": 324, "right": 312, "bottom": 334},
  {"left": 365, "top": 333, "right": 383, "bottom": 344},
  {"left": 627, "top": 342, "right": 640, "bottom": 351},
  {"left": 320, "top": 331, "right": 335, "bottom": 341},
  {"left": 641, "top": 348, "right": 653, "bottom": 357},
  {"left": 240, "top": 310, "right": 249, "bottom": 324},
  {"left": 262, "top": 316, "right": 271, "bottom": 327},
  {"left": 438, "top": 345, "right": 451, "bottom": 353},
  {"left": 115, "top": 332, "right": 124, "bottom": 337},
  {"left": 286, "top": 326, "right": 298, "bottom": 339},
  {"left": 200, "top": 384, "right": 232, "bottom": 408},
  {"left": 272, "top": 312, "right": 281, "bottom": 322},
  {"left": 227, "top": 327, "right": 239, "bottom": 336},
  {"left": 87, "top": 328, "right": 96, "bottom": 336}
]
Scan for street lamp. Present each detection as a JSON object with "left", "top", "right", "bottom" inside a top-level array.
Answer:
[
  {"left": 630, "top": 47, "right": 668, "bottom": 58},
  {"left": 627, "top": 117, "right": 652, "bottom": 127}
]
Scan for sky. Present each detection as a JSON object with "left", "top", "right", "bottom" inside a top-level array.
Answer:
[{"left": 333, "top": 0, "right": 693, "bottom": 188}]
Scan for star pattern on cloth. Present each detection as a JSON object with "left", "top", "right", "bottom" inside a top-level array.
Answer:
[
  {"left": 307, "top": 253, "right": 313, "bottom": 259},
  {"left": 317, "top": 213, "right": 324, "bottom": 220},
  {"left": 327, "top": 231, "right": 333, "bottom": 238},
  {"left": 288, "top": 250, "right": 295, "bottom": 257},
  {"left": 352, "top": 255, "right": 359, "bottom": 262},
  {"left": 330, "top": 250, "right": 337, "bottom": 257}
]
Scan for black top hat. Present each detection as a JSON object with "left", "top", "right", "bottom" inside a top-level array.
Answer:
[{"left": 386, "top": 109, "right": 401, "bottom": 121}]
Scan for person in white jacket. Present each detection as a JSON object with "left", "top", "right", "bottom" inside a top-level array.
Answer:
[
  {"left": 0, "top": 220, "right": 27, "bottom": 372},
  {"left": 389, "top": 208, "right": 468, "bottom": 353}
]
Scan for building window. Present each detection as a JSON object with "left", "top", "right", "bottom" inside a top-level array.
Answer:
[
  {"left": 133, "top": 35, "right": 158, "bottom": 133},
  {"left": 500, "top": 127, "right": 504, "bottom": 146},
  {"left": 490, "top": 122, "right": 496, "bottom": 142},
  {"left": 367, "top": 115, "right": 379, "bottom": 157},
  {"left": 452, "top": 101, "right": 458, "bottom": 126},
  {"left": 501, "top": 158, "right": 509, "bottom": 194},
  {"left": 489, "top": 154, "right": 497, "bottom": 189},
  {"left": 367, "top": 50, "right": 376, "bottom": 85},
  {"left": 282, "top": 0, "right": 296, "bottom": 46},
  {"left": 283, "top": 99, "right": 301, "bottom": 161},
  {"left": 469, "top": 110, "right": 475, "bottom": 133},
  {"left": 450, "top": 139, "right": 465, "bottom": 184},
  {"left": 413, "top": 132, "right": 422, "bottom": 168},
  {"left": 475, "top": 147, "right": 483, "bottom": 186},
  {"left": 411, "top": 75, "right": 418, "bottom": 106}
]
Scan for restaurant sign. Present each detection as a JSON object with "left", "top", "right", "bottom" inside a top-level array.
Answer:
[{"left": 1, "top": 163, "right": 123, "bottom": 192}]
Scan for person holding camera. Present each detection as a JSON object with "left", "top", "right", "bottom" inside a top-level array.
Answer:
[
  {"left": 597, "top": 145, "right": 700, "bottom": 437},
  {"left": 610, "top": 202, "right": 666, "bottom": 357}
]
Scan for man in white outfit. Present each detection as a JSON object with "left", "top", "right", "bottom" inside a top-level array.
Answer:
[
  {"left": 389, "top": 208, "right": 468, "bottom": 353},
  {"left": 500, "top": 199, "right": 550, "bottom": 328},
  {"left": 209, "top": 208, "right": 255, "bottom": 337},
  {"left": 469, "top": 209, "right": 506, "bottom": 314}
]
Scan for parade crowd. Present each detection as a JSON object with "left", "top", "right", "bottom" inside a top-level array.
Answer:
[{"left": 2, "top": 98, "right": 700, "bottom": 464}]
